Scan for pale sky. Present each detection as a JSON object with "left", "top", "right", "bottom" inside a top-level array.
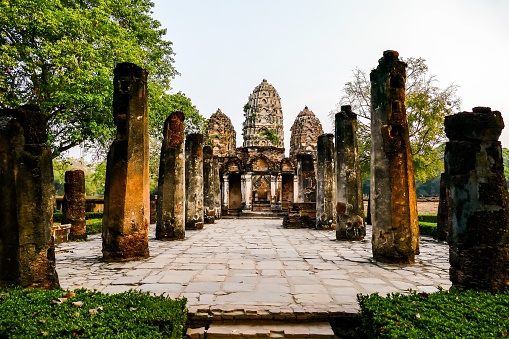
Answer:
[{"left": 151, "top": 0, "right": 509, "bottom": 153}]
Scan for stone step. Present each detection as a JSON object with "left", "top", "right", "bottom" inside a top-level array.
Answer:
[{"left": 187, "top": 321, "right": 336, "bottom": 338}]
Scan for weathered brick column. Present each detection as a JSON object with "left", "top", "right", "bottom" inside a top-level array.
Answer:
[
  {"left": 102, "top": 63, "right": 150, "bottom": 261},
  {"left": 203, "top": 145, "right": 215, "bottom": 224},
  {"left": 62, "top": 170, "right": 86, "bottom": 241},
  {"left": 435, "top": 173, "right": 450, "bottom": 241},
  {"left": 335, "top": 105, "right": 365, "bottom": 240},
  {"left": 156, "top": 111, "right": 186, "bottom": 240},
  {"left": 185, "top": 133, "right": 204, "bottom": 230},
  {"left": 316, "top": 134, "right": 336, "bottom": 230},
  {"left": 370, "top": 50, "right": 419, "bottom": 264},
  {"left": 445, "top": 107, "right": 509, "bottom": 291},
  {"left": 213, "top": 156, "right": 222, "bottom": 219},
  {"left": 296, "top": 153, "right": 316, "bottom": 202},
  {"left": 0, "top": 107, "right": 59, "bottom": 288}
]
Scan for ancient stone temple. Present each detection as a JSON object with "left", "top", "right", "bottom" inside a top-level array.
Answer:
[
  {"left": 102, "top": 63, "right": 150, "bottom": 261},
  {"left": 0, "top": 107, "right": 59, "bottom": 288},
  {"left": 370, "top": 50, "right": 419, "bottom": 264},
  {"left": 204, "top": 79, "right": 323, "bottom": 215},
  {"left": 445, "top": 107, "right": 509, "bottom": 292}
]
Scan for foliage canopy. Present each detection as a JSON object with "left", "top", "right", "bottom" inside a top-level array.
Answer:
[{"left": 0, "top": 0, "right": 205, "bottom": 157}]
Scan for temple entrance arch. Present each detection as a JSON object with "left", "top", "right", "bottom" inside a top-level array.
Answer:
[{"left": 228, "top": 173, "right": 242, "bottom": 212}]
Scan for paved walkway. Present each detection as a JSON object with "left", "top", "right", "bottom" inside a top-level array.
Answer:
[{"left": 56, "top": 218, "right": 450, "bottom": 318}]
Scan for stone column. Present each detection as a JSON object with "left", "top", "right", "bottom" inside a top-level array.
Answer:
[
  {"left": 213, "top": 157, "right": 222, "bottom": 219},
  {"left": 244, "top": 172, "right": 253, "bottom": 210},
  {"left": 293, "top": 176, "right": 299, "bottom": 202},
  {"left": 222, "top": 173, "right": 229, "bottom": 213},
  {"left": 316, "top": 134, "right": 336, "bottom": 230},
  {"left": 102, "top": 63, "right": 150, "bottom": 261},
  {"left": 62, "top": 170, "right": 86, "bottom": 241},
  {"left": 296, "top": 153, "right": 315, "bottom": 202},
  {"left": 435, "top": 173, "right": 450, "bottom": 241},
  {"left": 185, "top": 133, "right": 204, "bottom": 230},
  {"left": 0, "top": 107, "right": 59, "bottom": 288},
  {"left": 203, "top": 145, "right": 215, "bottom": 224},
  {"left": 241, "top": 174, "right": 247, "bottom": 209},
  {"left": 445, "top": 107, "right": 509, "bottom": 292},
  {"left": 156, "top": 111, "right": 185, "bottom": 240},
  {"left": 335, "top": 105, "right": 366, "bottom": 240},
  {"left": 370, "top": 50, "right": 419, "bottom": 264}
]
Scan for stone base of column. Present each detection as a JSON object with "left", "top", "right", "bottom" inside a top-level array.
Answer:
[
  {"left": 185, "top": 221, "right": 204, "bottom": 230},
  {"left": 69, "top": 220, "right": 87, "bottom": 241},
  {"left": 102, "top": 230, "right": 150, "bottom": 261}
]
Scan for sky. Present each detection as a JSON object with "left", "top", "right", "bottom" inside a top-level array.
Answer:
[{"left": 150, "top": 0, "right": 509, "bottom": 154}]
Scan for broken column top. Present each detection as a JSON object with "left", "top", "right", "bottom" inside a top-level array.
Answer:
[
  {"left": 338, "top": 105, "right": 357, "bottom": 120},
  {"left": 0, "top": 107, "right": 47, "bottom": 144},
  {"left": 445, "top": 107, "right": 504, "bottom": 141},
  {"left": 114, "top": 62, "right": 148, "bottom": 79}
]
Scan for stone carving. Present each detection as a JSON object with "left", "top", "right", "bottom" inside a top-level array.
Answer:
[
  {"left": 243, "top": 79, "right": 284, "bottom": 148},
  {"left": 0, "top": 107, "right": 59, "bottom": 288},
  {"left": 290, "top": 106, "right": 324, "bottom": 161},
  {"left": 204, "top": 109, "right": 236, "bottom": 157},
  {"left": 445, "top": 107, "right": 509, "bottom": 292},
  {"left": 185, "top": 133, "right": 204, "bottom": 230},
  {"left": 62, "top": 170, "right": 86, "bottom": 241},
  {"left": 102, "top": 62, "right": 150, "bottom": 261},
  {"left": 156, "top": 111, "right": 186, "bottom": 240},
  {"left": 370, "top": 50, "right": 419, "bottom": 264},
  {"left": 335, "top": 105, "right": 365, "bottom": 240},
  {"left": 316, "top": 134, "right": 336, "bottom": 230}
]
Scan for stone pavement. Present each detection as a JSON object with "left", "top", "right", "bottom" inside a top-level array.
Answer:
[{"left": 56, "top": 218, "right": 450, "bottom": 322}]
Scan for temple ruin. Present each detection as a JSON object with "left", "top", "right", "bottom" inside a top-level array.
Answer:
[
  {"left": 204, "top": 80, "right": 324, "bottom": 216},
  {"left": 62, "top": 170, "right": 87, "bottom": 241}
]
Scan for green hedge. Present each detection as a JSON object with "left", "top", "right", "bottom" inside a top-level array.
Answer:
[
  {"left": 418, "top": 214, "right": 437, "bottom": 223},
  {"left": 53, "top": 212, "right": 104, "bottom": 223},
  {"left": 0, "top": 288, "right": 187, "bottom": 338},
  {"left": 86, "top": 219, "right": 103, "bottom": 235},
  {"left": 418, "top": 222, "right": 436, "bottom": 237},
  {"left": 357, "top": 288, "right": 509, "bottom": 338}
]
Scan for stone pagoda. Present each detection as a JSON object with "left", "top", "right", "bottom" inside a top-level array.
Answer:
[
  {"left": 205, "top": 109, "right": 236, "bottom": 157},
  {"left": 289, "top": 106, "right": 324, "bottom": 161}
]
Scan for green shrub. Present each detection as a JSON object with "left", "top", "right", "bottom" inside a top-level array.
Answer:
[
  {"left": 357, "top": 288, "right": 509, "bottom": 338},
  {"left": 86, "top": 219, "right": 103, "bottom": 235},
  {"left": 419, "top": 222, "right": 436, "bottom": 237},
  {"left": 86, "top": 212, "right": 103, "bottom": 219},
  {"left": 0, "top": 287, "right": 187, "bottom": 338},
  {"left": 418, "top": 214, "right": 437, "bottom": 223},
  {"left": 53, "top": 212, "right": 62, "bottom": 223}
]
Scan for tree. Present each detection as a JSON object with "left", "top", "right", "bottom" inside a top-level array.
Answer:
[
  {"left": 332, "top": 57, "right": 461, "bottom": 182},
  {"left": 0, "top": 0, "right": 203, "bottom": 157}
]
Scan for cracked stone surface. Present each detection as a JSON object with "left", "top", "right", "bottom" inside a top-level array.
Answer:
[{"left": 56, "top": 218, "right": 450, "bottom": 316}]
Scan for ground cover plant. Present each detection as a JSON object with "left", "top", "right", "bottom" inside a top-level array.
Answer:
[
  {"left": 0, "top": 288, "right": 187, "bottom": 338},
  {"left": 357, "top": 288, "right": 509, "bottom": 338}
]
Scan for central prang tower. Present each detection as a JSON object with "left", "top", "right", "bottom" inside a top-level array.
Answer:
[{"left": 242, "top": 79, "right": 284, "bottom": 148}]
